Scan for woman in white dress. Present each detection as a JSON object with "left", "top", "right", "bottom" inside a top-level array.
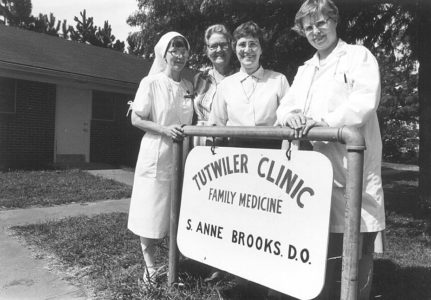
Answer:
[
  {"left": 276, "top": 0, "right": 385, "bottom": 299},
  {"left": 127, "top": 31, "right": 194, "bottom": 286}
]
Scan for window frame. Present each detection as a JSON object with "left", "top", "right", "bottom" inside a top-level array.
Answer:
[
  {"left": 92, "top": 90, "right": 115, "bottom": 122},
  {"left": 0, "top": 77, "right": 17, "bottom": 114}
]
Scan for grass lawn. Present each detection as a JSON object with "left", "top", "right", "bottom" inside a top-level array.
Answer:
[
  {"left": 0, "top": 169, "right": 131, "bottom": 209},
  {"left": 10, "top": 168, "right": 431, "bottom": 299}
]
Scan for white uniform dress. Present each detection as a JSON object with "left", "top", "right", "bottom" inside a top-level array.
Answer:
[
  {"left": 128, "top": 72, "right": 194, "bottom": 238},
  {"left": 277, "top": 39, "right": 385, "bottom": 233}
]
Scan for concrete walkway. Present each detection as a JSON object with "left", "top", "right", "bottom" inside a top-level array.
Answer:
[{"left": 0, "top": 169, "right": 133, "bottom": 300}]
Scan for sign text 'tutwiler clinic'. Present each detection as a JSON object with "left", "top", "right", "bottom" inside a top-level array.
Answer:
[{"left": 178, "top": 147, "right": 333, "bottom": 300}]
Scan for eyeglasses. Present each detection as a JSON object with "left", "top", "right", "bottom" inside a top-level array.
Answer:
[
  {"left": 303, "top": 18, "right": 331, "bottom": 34},
  {"left": 207, "top": 42, "right": 229, "bottom": 51},
  {"left": 236, "top": 41, "right": 260, "bottom": 51},
  {"left": 167, "top": 48, "right": 189, "bottom": 58}
]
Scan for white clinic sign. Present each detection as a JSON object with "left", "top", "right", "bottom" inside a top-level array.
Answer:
[{"left": 178, "top": 147, "right": 333, "bottom": 300}]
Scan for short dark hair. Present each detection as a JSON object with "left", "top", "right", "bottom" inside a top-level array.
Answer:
[
  {"left": 168, "top": 36, "right": 189, "bottom": 50},
  {"left": 293, "top": 0, "right": 339, "bottom": 37},
  {"left": 232, "top": 21, "right": 263, "bottom": 48},
  {"left": 164, "top": 36, "right": 189, "bottom": 57}
]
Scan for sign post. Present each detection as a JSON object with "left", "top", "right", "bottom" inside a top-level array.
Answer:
[
  {"left": 341, "top": 148, "right": 365, "bottom": 299},
  {"left": 167, "top": 126, "right": 365, "bottom": 300},
  {"left": 168, "top": 140, "right": 183, "bottom": 286}
]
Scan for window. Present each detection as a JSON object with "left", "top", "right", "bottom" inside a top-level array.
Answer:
[
  {"left": 0, "top": 77, "right": 16, "bottom": 113},
  {"left": 92, "top": 91, "right": 115, "bottom": 121}
]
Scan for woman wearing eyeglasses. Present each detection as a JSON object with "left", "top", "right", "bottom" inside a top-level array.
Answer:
[
  {"left": 209, "top": 21, "right": 290, "bottom": 149},
  {"left": 193, "top": 24, "right": 236, "bottom": 146},
  {"left": 277, "top": 0, "right": 385, "bottom": 299},
  {"left": 127, "top": 32, "right": 194, "bottom": 288}
]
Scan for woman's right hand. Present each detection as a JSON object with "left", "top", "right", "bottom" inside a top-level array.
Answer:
[
  {"left": 164, "top": 125, "right": 185, "bottom": 141},
  {"left": 284, "top": 113, "right": 307, "bottom": 138}
]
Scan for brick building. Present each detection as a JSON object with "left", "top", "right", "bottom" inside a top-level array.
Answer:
[{"left": 0, "top": 24, "right": 152, "bottom": 169}]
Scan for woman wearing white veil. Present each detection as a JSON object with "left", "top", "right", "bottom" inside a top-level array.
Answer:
[{"left": 127, "top": 31, "right": 194, "bottom": 287}]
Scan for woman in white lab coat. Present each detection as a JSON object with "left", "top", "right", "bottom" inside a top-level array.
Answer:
[
  {"left": 276, "top": 0, "right": 385, "bottom": 299},
  {"left": 127, "top": 32, "right": 194, "bottom": 288}
]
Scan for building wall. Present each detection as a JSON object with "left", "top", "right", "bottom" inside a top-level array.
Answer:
[
  {"left": 0, "top": 79, "right": 56, "bottom": 169},
  {"left": 0, "top": 77, "right": 142, "bottom": 169},
  {"left": 90, "top": 93, "right": 142, "bottom": 167}
]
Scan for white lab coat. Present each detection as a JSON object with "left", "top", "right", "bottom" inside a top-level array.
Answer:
[{"left": 277, "top": 39, "right": 385, "bottom": 233}]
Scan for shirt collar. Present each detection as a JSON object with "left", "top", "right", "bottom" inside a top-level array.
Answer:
[
  {"left": 209, "top": 67, "right": 236, "bottom": 83},
  {"left": 238, "top": 65, "right": 265, "bottom": 82},
  {"left": 305, "top": 39, "right": 347, "bottom": 68}
]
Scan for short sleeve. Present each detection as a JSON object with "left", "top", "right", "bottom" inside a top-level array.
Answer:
[
  {"left": 278, "top": 74, "right": 290, "bottom": 103},
  {"left": 131, "top": 77, "right": 153, "bottom": 119}
]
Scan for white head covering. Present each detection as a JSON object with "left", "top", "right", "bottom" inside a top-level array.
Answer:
[
  {"left": 126, "top": 31, "right": 190, "bottom": 117},
  {"left": 148, "top": 31, "right": 190, "bottom": 75}
]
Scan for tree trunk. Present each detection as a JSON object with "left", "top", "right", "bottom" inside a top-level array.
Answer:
[{"left": 418, "top": 0, "right": 431, "bottom": 231}]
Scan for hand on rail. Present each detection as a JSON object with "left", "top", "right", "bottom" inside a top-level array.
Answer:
[
  {"left": 281, "top": 113, "right": 329, "bottom": 138},
  {"left": 282, "top": 113, "right": 306, "bottom": 138},
  {"left": 164, "top": 124, "right": 185, "bottom": 141},
  {"left": 302, "top": 118, "right": 329, "bottom": 136}
]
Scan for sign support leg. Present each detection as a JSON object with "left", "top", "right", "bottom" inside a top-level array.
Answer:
[
  {"left": 340, "top": 149, "right": 364, "bottom": 300},
  {"left": 168, "top": 140, "right": 183, "bottom": 286}
]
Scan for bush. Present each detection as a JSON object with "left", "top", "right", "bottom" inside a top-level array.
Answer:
[{"left": 382, "top": 119, "right": 419, "bottom": 164}]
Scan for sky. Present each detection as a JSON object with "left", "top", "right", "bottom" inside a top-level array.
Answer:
[{"left": 31, "top": 0, "right": 140, "bottom": 42}]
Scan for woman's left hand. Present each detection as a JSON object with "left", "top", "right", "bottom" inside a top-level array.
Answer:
[
  {"left": 164, "top": 124, "right": 185, "bottom": 141},
  {"left": 302, "top": 118, "right": 329, "bottom": 136}
]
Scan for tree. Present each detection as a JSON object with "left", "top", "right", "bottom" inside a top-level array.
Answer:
[
  {"left": 69, "top": 10, "right": 125, "bottom": 52},
  {"left": 418, "top": 0, "right": 431, "bottom": 227},
  {"left": 0, "top": 0, "right": 32, "bottom": 27},
  {"left": 30, "top": 13, "right": 62, "bottom": 36},
  {"left": 1, "top": 1, "right": 125, "bottom": 52}
]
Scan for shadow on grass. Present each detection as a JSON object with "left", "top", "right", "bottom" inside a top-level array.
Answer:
[
  {"left": 382, "top": 170, "right": 425, "bottom": 217},
  {"left": 382, "top": 170, "right": 418, "bottom": 182},
  {"left": 373, "top": 259, "right": 431, "bottom": 300}
]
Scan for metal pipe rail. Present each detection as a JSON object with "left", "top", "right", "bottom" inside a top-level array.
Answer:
[{"left": 168, "top": 125, "right": 365, "bottom": 300}]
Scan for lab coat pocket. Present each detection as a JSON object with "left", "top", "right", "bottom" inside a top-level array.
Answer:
[
  {"left": 327, "top": 72, "right": 350, "bottom": 112},
  {"left": 136, "top": 134, "right": 160, "bottom": 177}
]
